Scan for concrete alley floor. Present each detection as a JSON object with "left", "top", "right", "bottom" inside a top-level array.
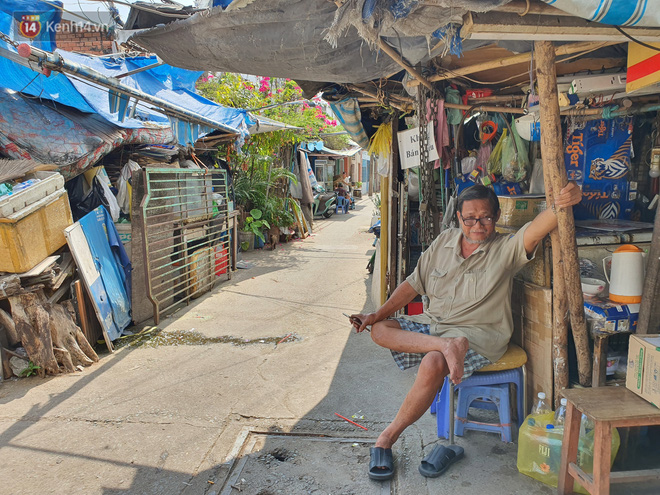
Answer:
[{"left": 0, "top": 197, "right": 656, "bottom": 495}]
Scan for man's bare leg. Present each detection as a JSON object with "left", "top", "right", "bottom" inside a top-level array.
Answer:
[
  {"left": 374, "top": 351, "right": 448, "bottom": 451},
  {"left": 371, "top": 320, "right": 469, "bottom": 384}
]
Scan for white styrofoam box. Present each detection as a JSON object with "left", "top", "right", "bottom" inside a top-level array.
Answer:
[{"left": 0, "top": 171, "right": 65, "bottom": 218}]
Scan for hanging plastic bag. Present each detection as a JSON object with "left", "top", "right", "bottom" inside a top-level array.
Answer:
[
  {"left": 116, "top": 160, "right": 141, "bottom": 215},
  {"left": 97, "top": 176, "right": 121, "bottom": 221},
  {"left": 461, "top": 156, "right": 477, "bottom": 175},
  {"left": 487, "top": 128, "right": 508, "bottom": 176},
  {"left": 501, "top": 118, "right": 530, "bottom": 183},
  {"left": 529, "top": 158, "right": 545, "bottom": 194}
]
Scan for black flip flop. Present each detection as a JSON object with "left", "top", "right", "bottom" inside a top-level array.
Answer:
[
  {"left": 368, "top": 447, "right": 394, "bottom": 481},
  {"left": 418, "top": 444, "right": 464, "bottom": 478}
]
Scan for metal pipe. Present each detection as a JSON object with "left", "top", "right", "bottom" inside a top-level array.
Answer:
[{"left": 14, "top": 43, "right": 240, "bottom": 136}]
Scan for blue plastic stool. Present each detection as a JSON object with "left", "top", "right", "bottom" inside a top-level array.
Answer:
[
  {"left": 455, "top": 383, "right": 512, "bottom": 442},
  {"left": 430, "top": 344, "right": 527, "bottom": 444}
]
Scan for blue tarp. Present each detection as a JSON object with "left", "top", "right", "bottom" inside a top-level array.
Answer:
[{"left": 0, "top": 0, "right": 253, "bottom": 139}]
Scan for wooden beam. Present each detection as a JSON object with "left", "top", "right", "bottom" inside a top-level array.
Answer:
[
  {"left": 464, "top": 11, "right": 660, "bottom": 42},
  {"left": 378, "top": 39, "right": 434, "bottom": 91},
  {"left": 346, "top": 84, "right": 413, "bottom": 112},
  {"left": 536, "top": 40, "right": 592, "bottom": 387},
  {"left": 637, "top": 114, "right": 660, "bottom": 335},
  {"left": 408, "top": 41, "right": 620, "bottom": 86}
]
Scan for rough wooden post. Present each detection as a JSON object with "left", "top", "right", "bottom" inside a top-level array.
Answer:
[
  {"left": 637, "top": 205, "right": 660, "bottom": 334},
  {"left": 535, "top": 40, "right": 592, "bottom": 386},
  {"left": 550, "top": 230, "right": 569, "bottom": 405}
]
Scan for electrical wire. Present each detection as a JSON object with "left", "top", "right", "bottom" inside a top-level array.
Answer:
[
  {"left": 40, "top": 0, "right": 107, "bottom": 27},
  {"left": 614, "top": 25, "right": 660, "bottom": 52},
  {"left": 83, "top": 0, "right": 193, "bottom": 19},
  {"left": 439, "top": 43, "right": 616, "bottom": 86}
]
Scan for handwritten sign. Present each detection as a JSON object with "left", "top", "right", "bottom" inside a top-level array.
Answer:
[{"left": 397, "top": 122, "right": 439, "bottom": 170}]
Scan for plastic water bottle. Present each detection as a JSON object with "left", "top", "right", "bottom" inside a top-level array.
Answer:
[
  {"left": 531, "top": 392, "right": 551, "bottom": 415},
  {"left": 579, "top": 413, "right": 594, "bottom": 437},
  {"left": 554, "top": 398, "right": 568, "bottom": 426},
  {"left": 12, "top": 178, "right": 40, "bottom": 193}
]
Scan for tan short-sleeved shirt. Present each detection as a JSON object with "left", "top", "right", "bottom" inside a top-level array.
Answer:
[{"left": 404, "top": 222, "right": 534, "bottom": 362}]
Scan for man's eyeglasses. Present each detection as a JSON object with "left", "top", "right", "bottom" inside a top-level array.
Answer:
[{"left": 460, "top": 216, "right": 494, "bottom": 227}]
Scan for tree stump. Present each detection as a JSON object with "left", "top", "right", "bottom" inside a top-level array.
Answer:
[
  {"left": 6, "top": 292, "right": 99, "bottom": 377},
  {"left": 46, "top": 302, "right": 99, "bottom": 371},
  {"left": 9, "top": 293, "right": 59, "bottom": 377}
]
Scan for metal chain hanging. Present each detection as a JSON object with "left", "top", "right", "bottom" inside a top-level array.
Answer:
[
  {"left": 417, "top": 87, "right": 439, "bottom": 248},
  {"left": 0, "top": 30, "right": 20, "bottom": 48}
]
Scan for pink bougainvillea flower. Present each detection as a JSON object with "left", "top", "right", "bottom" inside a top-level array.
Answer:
[
  {"left": 277, "top": 89, "right": 283, "bottom": 93},
  {"left": 331, "top": 119, "right": 337, "bottom": 126}
]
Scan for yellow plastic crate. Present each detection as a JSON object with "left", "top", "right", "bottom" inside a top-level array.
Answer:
[{"left": 0, "top": 189, "right": 73, "bottom": 273}]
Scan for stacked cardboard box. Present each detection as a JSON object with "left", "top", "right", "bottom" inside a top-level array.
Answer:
[
  {"left": 626, "top": 334, "right": 660, "bottom": 406},
  {"left": 512, "top": 279, "right": 553, "bottom": 404}
]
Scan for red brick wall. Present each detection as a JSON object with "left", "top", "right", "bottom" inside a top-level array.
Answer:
[{"left": 55, "top": 20, "right": 114, "bottom": 55}]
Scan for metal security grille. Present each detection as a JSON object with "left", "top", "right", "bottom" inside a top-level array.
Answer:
[{"left": 141, "top": 168, "right": 231, "bottom": 323}]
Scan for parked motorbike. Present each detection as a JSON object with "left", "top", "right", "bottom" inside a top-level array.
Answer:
[
  {"left": 312, "top": 184, "right": 337, "bottom": 218},
  {"left": 366, "top": 219, "right": 381, "bottom": 273}
]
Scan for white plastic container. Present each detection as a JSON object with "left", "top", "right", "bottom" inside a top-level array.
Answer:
[{"left": 0, "top": 171, "right": 65, "bottom": 218}]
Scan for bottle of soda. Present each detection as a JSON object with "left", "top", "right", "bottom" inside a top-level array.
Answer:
[
  {"left": 554, "top": 398, "right": 567, "bottom": 426},
  {"left": 531, "top": 391, "right": 551, "bottom": 415}
]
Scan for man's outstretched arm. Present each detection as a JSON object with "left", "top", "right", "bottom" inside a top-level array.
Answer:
[
  {"left": 352, "top": 281, "right": 419, "bottom": 332},
  {"left": 523, "top": 181, "right": 582, "bottom": 255}
]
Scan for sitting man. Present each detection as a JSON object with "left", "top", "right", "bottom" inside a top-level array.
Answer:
[{"left": 351, "top": 182, "right": 581, "bottom": 480}]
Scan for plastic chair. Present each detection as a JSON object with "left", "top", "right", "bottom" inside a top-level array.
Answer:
[
  {"left": 335, "top": 196, "right": 349, "bottom": 214},
  {"left": 430, "top": 343, "right": 527, "bottom": 444}
]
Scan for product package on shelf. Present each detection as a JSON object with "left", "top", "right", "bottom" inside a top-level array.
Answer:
[
  {"left": 583, "top": 294, "right": 639, "bottom": 335},
  {"left": 564, "top": 117, "right": 636, "bottom": 220},
  {"left": 573, "top": 180, "right": 637, "bottom": 221},
  {"left": 497, "top": 194, "right": 547, "bottom": 228}
]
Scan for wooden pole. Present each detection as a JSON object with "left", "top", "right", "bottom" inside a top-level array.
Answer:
[
  {"left": 535, "top": 40, "right": 592, "bottom": 387},
  {"left": 380, "top": 174, "right": 390, "bottom": 306},
  {"left": 378, "top": 39, "right": 434, "bottom": 91},
  {"left": 637, "top": 205, "right": 660, "bottom": 334},
  {"left": 550, "top": 230, "right": 569, "bottom": 405}
]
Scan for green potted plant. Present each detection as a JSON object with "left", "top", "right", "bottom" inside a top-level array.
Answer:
[{"left": 240, "top": 208, "right": 270, "bottom": 251}]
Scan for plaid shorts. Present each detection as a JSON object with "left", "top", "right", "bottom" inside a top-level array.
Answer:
[{"left": 390, "top": 318, "right": 491, "bottom": 379}]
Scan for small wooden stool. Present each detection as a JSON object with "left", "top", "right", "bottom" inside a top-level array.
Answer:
[{"left": 558, "top": 387, "right": 660, "bottom": 495}]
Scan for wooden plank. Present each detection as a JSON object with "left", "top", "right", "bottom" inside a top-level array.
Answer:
[
  {"left": 413, "top": 41, "right": 621, "bottom": 85},
  {"left": 536, "top": 40, "right": 591, "bottom": 386},
  {"left": 464, "top": 11, "right": 660, "bottom": 42},
  {"left": 592, "top": 334, "right": 608, "bottom": 387},
  {"left": 378, "top": 39, "right": 433, "bottom": 91},
  {"left": 610, "top": 469, "right": 660, "bottom": 484},
  {"left": 592, "top": 420, "right": 613, "bottom": 495},
  {"left": 16, "top": 255, "right": 59, "bottom": 278},
  {"left": 561, "top": 387, "right": 660, "bottom": 423},
  {"left": 558, "top": 402, "right": 582, "bottom": 494}
]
